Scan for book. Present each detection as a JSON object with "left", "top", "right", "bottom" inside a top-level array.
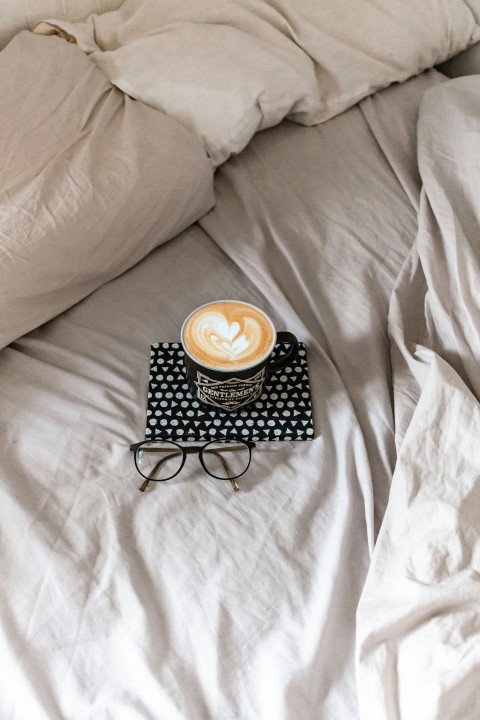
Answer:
[{"left": 146, "top": 342, "right": 314, "bottom": 442}]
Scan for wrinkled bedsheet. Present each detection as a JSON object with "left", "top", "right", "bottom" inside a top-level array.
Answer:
[
  {"left": 2, "top": 67, "right": 479, "bottom": 720},
  {"left": 357, "top": 76, "right": 480, "bottom": 720}
]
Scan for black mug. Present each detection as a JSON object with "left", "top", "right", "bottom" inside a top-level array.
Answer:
[{"left": 181, "top": 300, "right": 300, "bottom": 412}]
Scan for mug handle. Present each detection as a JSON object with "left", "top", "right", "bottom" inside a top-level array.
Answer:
[{"left": 267, "top": 331, "right": 300, "bottom": 374}]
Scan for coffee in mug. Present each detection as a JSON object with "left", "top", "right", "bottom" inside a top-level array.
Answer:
[{"left": 181, "top": 300, "right": 300, "bottom": 412}]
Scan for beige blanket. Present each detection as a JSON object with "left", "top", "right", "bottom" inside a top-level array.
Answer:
[
  {"left": 35, "top": 0, "right": 480, "bottom": 165},
  {"left": 357, "top": 76, "right": 480, "bottom": 720}
]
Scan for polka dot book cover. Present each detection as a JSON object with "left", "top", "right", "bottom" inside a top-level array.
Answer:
[{"left": 145, "top": 342, "right": 314, "bottom": 442}]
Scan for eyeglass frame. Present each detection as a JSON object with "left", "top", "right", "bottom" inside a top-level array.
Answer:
[{"left": 129, "top": 437, "right": 256, "bottom": 493}]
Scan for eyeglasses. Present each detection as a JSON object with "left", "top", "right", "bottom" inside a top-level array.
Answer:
[{"left": 129, "top": 438, "right": 255, "bottom": 493}]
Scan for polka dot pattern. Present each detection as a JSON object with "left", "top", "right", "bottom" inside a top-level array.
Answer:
[{"left": 146, "top": 342, "right": 314, "bottom": 442}]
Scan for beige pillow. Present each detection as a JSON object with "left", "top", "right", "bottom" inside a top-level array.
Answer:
[
  {"left": 0, "top": 0, "right": 124, "bottom": 50},
  {"left": 0, "top": 32, "right": 214, "bottom": 351},
  {"left": 35, "top": 0, "right": 480, "bottom": 166}
]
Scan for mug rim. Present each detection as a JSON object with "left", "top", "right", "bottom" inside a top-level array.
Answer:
[{"left": 180, "top": 299, "right": 277, "bottom": 372}]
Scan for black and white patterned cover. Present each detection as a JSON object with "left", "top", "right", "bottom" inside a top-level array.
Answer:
[{"left": 145, "top": 342, "right": 314, "bottom": 442}]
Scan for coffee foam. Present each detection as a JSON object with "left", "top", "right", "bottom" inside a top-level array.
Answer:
[{"left": 182, "top": 301, "right": 275, "bottom": 370}]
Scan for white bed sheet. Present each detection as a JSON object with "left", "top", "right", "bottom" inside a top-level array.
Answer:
[
  {"left": 0, "top": 70, "right": 445, "bottom": 719},
  {"left": 357, "top": 75, "right": 480, "bottom": 720}
]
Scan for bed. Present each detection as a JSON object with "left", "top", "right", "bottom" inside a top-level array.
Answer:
[{"left": 1, "top": 2, "right": 480, "bottom": 718}]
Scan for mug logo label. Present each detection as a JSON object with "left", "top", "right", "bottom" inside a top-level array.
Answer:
[{"left": 195, "top": 369, "right": 265, "bottom": 411}]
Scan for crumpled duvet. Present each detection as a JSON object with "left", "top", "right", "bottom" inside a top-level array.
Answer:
[
  {"left": 34, "top": 0, "right": 480, "bottom": 165},
  {"left": 356, "top": 76, "right": 480, "bottom": 720}
]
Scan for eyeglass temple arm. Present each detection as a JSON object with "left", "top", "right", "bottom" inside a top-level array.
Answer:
[
  {"left": 131, "top": 441, "right": 256, "bottom": 452},
  {"left": 139, "top": 451, "right": 182, "bottom": 492},
  {"left": 131, "top": 444, "right": 178, "bottom": 452}
]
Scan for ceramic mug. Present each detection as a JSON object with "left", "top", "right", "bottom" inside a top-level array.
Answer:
[{"left": 181, "top": 300, "right": 299, "bottom": 412}]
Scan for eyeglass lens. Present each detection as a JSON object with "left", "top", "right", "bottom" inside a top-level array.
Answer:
[
  {"left": 201, "top": 441, "right": 250, "bottom": 479},
  {"left": 136, "top": 442, "right": 183, "bottom": 481}
]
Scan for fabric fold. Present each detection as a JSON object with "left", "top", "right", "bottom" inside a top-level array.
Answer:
[
  {"left": 34, "top": 0, "right": 480, "bottom": 166},
  {"left": 357, "top": 76, "right": 480, "bottom": 720}
]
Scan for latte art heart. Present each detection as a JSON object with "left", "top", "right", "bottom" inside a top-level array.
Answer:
[
  {"left": 210, "top": 331, "right": 250, "bottom": 359},
  {"left": 208, "top": 319, "right": 251, "bottom": 359},
  {"left": 197, "top": 313, "right": 258, "bottom": 361},
  {"left": 182, "top": 301, "right": 275, "bottom": 370},
  {"left": 216, "top": 320, "right": 240, "bottom": 342}
]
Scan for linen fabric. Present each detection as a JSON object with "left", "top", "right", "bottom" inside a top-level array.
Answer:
[
  {"left": 439, "top": 39, "right": 480, "bottom": 76},
  {"left": 0, "top": 31, "right": 214, "bottom": 351},
  {"left": 2, "top": 13, "right": 480, "bottom": 715},
  {"left": 355, "top": 76, "right": 480, "bottom": 720},
  {"left": 35, "top": 0, "right": 480, "bottom": 165},
  {"left": 0, "top": 70, "right": 446, "bottom": 719},
  {"left": 0, "top": 0, "right": 123, "bottom": 50}
]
